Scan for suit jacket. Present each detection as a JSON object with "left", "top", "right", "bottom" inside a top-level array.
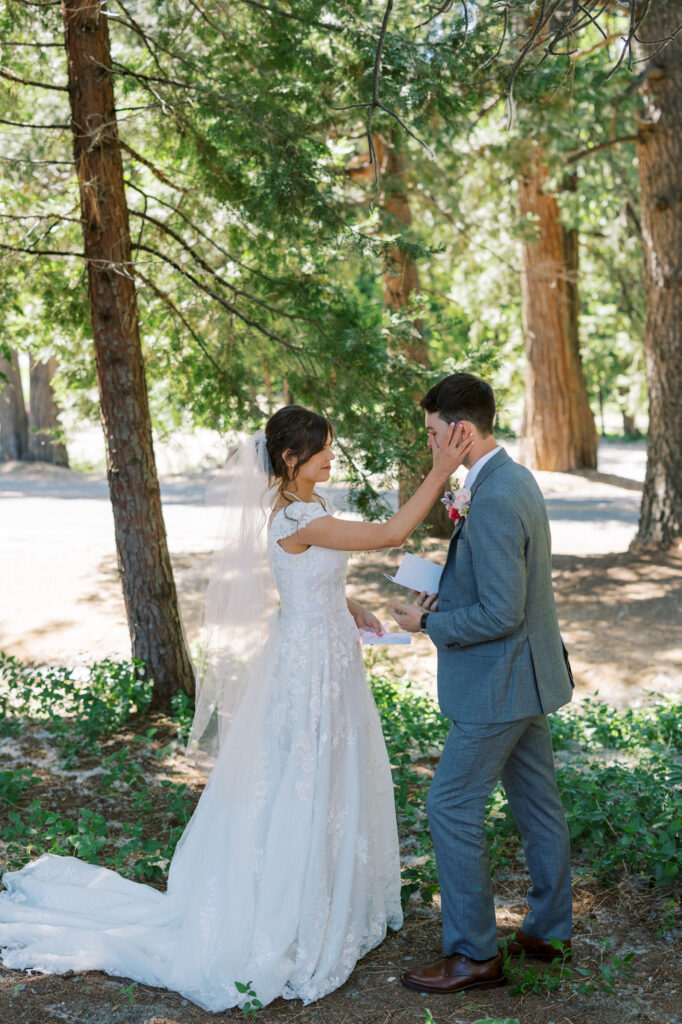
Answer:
[{"left": 425, "top": 448, "right": 573, "bottom": 723}]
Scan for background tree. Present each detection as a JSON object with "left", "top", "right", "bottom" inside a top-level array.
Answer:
[
  {"left": 60, "top": 0, "right": 194, "bottom": 707},
  {"left": 634, "top": 0, "right": 682, "bottom": 549},
  {"left": 28, "top": 356, "right": 68, "bottom": 466},
  {"left": 0, "top": 349, "right": 28, "bottom": 461}
]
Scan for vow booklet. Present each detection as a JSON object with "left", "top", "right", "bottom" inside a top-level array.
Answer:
[
  {"left": 384, "top": 552, "right": 443, "bottom": 594},
  {"left": 357, "top": 626, "right": 412, "bottom": 645}
]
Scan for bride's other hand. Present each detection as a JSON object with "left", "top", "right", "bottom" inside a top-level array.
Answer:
[
  {"left": 431, "top": 422, "right": 474, "bottom": 478},
  {"left": 348, "top": 598, "right": 383, "bottom": 635},
  {"left": 416, "top": 590, "right": 439, "bottom": 612}
]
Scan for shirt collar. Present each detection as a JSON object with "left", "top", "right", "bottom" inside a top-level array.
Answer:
[{"left": 464, "top": 446, "right": 501, "bottom": 491}]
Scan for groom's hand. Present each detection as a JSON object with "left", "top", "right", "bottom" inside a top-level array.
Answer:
[
  {"left": 387, "top": 602, "right": 422, "bottom": 633},
  {"left": 415, "top": 590, "right": 439, "bottom": 612}
]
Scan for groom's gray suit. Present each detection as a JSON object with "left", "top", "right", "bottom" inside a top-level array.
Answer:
[{"left": 424, "top": 447, "right": 573, "bottom": 960}]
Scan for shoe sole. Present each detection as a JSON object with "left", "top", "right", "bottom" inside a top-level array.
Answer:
[{"left": 402, "top": 976, "right": 506, "bottom": 994}]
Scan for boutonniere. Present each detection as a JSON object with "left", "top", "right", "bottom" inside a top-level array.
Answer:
[{"left": 442, "top": 487, "right": 471, "bottom": 523}]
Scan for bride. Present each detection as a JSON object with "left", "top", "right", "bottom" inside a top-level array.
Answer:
[{"left": 0, "top": 405, "right": 472, "bottom": 1012}]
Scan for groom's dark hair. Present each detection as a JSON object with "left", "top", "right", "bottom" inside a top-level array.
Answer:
[{"left": 420, "top": 373, "right": 496, "bottom": 436}]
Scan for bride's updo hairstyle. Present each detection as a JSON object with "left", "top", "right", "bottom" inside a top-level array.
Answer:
[{"left": 265, "top": 404, "right": 334, "bottom": 501}]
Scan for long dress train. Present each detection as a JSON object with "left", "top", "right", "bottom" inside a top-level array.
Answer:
[{"left": 0, "top": 501, "right": 403, "bottom": 1011}]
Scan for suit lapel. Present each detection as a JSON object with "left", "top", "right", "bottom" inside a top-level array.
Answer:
[
  {"left": 439, "top": 448, "right": 510, "bottom": 584},
  {"left": 440, "top": 512, "right": 465, "bottom": 580}
]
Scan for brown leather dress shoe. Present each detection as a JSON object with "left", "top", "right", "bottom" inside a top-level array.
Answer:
[
  {"left": 402, "top": 951, "right": 505, "bottom": 994},
  {"left": 505, "top": 929, "right": 572, "bottom": 961}
]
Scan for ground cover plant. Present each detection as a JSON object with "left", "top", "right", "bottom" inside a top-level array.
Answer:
[{"left": 0, "top": 652, "right": 680, "bottom": 1024}]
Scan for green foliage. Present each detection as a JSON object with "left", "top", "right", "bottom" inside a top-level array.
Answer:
[
  {"left": 0, "top": 768, "right": 38, "bottom": 807},
  {"left": 119, "top": 982, "right": 138, "bottom": 1005},
  {"left": 235, "top": 980, "right": 263, "bottom": 1016},
  {"left": 3, "top": 804, "right": 109, "bottom": 866},
  {"left": 501, "top": 934, "right": 634, "bottom": 998},
  {"left": 469, "top": 1019, "right": 520, "bottom": 1024},
  {"left": 551, "top": 694, "right": 682, "bottom": 752},
  {"left": 0, "top": 0, "right": 649, "bottom": 504},
  {"left": 549, "top": 697, "right": 682, "bottom": 883},
  {"left": 0, "top": 653, "right": 153, "bottom": 765},
  {"left": 368, "top": 663, "right": 682, "bottom": 905},
  {"left": 0, "top": 652, "right": 193, "bottom": 879},
  {"left": 560, "top": 757, "right": 682, "bottom": 883}
]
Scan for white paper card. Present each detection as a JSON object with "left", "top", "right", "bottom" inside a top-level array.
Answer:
[
  {"left": 358, "top": 626, "right": 412, "bottom": 645},
  {"left": 384, "top": 552, "right": 443, "bottom": 594}
]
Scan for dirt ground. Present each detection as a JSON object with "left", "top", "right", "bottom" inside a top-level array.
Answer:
[{"left": 1, "top": 446, "right": 681, "bottom": 1024}]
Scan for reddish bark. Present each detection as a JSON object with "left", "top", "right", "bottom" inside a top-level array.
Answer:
[
  {"left": 61, "top": 0, "right": 194, "bottom": 706},
  {"left": 634, "top": 3, "right": 682, "bottom": 548},
  {"left": 518, "top": 147, "right": 597, "bottom": 471}
]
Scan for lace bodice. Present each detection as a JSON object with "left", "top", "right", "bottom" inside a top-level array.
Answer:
[{"left": 268, "top": 501, "right": 349, "bottom": 619}]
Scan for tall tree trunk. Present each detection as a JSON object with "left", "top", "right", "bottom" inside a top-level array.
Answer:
[
  {"left": 0, "top": 350, "right": 29, "bottom": 461},
  {"left": 61, "top": 0, "right": 194, "bottom": 707},
  {"left": 381, "top": 138, "right": 450, "bottom": 536},
  {"left": 561, "top": 182, "right": 598, "bottom": 467},
  {"left": 28, "top": 355, "right": 69, "bottom": 466},
  {"left": 633, "top": 3, "right": 682, "bottom": 549},
  {"left": 518, "top": 146, "right": 597, "bottom": 471}
]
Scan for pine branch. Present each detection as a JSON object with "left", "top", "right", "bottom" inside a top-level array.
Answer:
[
  {"left": 131, "top": 241, "right": 306, "bottom": 355},
  {"left": 565, "top": 134, "right": 639, "bottom": 165},
  {"left": 0, "top": 117, "right": 69, "bottom": 129},
  {"left": 233, "top": 0, "right": 346, "bottom": 33},
  {"left": 134, "top": 266, "right": 265, "bottom": 414},
  {"left": 0, "top": 243, "right": 84, "bottom": 258},
  {"left": 0, "top": 212, "right": 79, "bottom": 224},
  {"left": 0, "top": 67, "right": 68, "bottom": 91},
  {"left": 129, "top": 208, "right": 330, "bottom": 336},
  {"left": 0, "top": 39, "right": 64, "bottom": 47},
  {"left": 119, "top": 140, "right": 188, "bottom": 192}
]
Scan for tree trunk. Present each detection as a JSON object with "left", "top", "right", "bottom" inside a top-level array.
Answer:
[
  {"left": 381, "top": 139, "right": 451, "bottom": 536},
  {"left": 633, "top": 3, "right": 682, "bottom": 549},
  {"left": 0, "top": 350, "right": 29, "bottom": 461},
  {"left": 61, "top": 0, "right": 194, "bottom": 707},
  {"left": 28, "top": 355, "right": 69, "bottom": 466},
  {"left": 561, "top": 191, "right": 598, "bottom": 466},
  {"left": 518, "top": 147, "right": 597, "bottom": 471}
]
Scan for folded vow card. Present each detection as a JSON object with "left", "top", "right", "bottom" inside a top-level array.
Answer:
[
  {"left": 384, "top": 552, "right": 443, "bottom": 594},
  {"left": 358, "top": 626, "right": 412, "bottom": 645}
]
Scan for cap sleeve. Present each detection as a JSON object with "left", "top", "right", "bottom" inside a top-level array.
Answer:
[{"left": 271, "top": 500, "right": 330, "bottom": 543}]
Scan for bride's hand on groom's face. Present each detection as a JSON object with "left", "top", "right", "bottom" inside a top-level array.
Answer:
[{"left": 431, "top": 422, "right": 474, "bottom": 476}]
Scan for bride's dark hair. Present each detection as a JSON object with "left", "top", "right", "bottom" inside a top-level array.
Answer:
[{"left": 265, "top": 405, "right": 334, "bottom": 500}]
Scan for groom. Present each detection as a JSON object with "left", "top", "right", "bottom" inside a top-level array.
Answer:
[{"left": 389, "top": 372, "right": 573, "bottom": 994}]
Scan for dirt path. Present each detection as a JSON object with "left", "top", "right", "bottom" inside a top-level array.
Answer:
[{"left": 2, "top": 438, "right": 679, "bottom": 708}]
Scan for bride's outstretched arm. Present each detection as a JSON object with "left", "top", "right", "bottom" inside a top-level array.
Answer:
[{"left": 294, "top": 424, "right": 473, "bottom": 553}]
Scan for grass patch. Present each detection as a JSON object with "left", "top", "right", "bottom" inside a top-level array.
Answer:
[
  {"left": 367, "top": 662, "right": 682, "bottom": 900},
  {"left": 0, "top": 653, "right": 193, "bottom": 880}
]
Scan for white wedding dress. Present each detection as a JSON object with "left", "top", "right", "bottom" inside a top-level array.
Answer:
[{"left": 0, "top": 501, "right": 403, "bottom": 1011}]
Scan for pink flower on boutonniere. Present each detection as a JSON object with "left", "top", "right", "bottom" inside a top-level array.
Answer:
[{"left": 441, "top": 487, "right": 471, "bottom": 523}]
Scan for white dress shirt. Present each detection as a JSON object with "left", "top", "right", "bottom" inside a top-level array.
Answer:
[{"left": 464, "top": 446, "right": 501, "bottom": 491}]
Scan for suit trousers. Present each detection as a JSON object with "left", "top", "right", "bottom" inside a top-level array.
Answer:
[{"left": 426, "top": 714, "right": 572, "bottom": 960}]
